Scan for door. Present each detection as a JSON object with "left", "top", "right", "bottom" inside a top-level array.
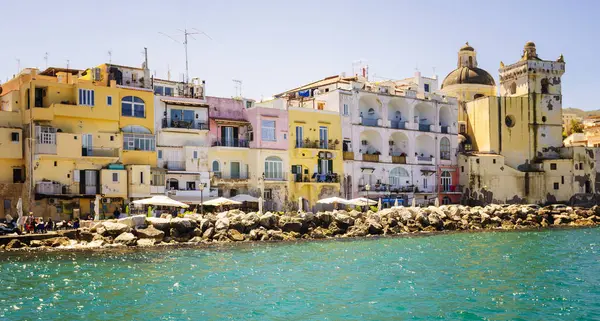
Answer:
[
  {"left": 12, "top": 168, "right": 22, "bottom": 183},
  {"left": 222, "top": 126, "right": 235, "bottom": 146},
  {"left": 82, "top": 134, "right": 92, "bottom": 156},
  {"left": 319, "top": 126, "right": 328, "bottom": 149},
  {"left": 296, "top": 126, "right": 303, "bottom": 147},
  {"left": 230, "top": 162, "right": 241, "bottom": 179},
  {"left": 85, "top": 170, "right": 97, "bottom": 195},
  {"left": 34, "top": 88, "right": 44, "bottom": 107}
]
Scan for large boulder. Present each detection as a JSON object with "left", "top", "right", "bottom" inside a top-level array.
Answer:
[
  {"left": 281, "top": 221, "right": 303, "bottom": 233},
  {"left": 99, "top": 222, "right": 130, "bottom": 236},
  {"left": 6, "top": 239, "right": 27, "bottom": 250},
  {"left": 333, "top": 213, "right": 355, "bottom": 226},
  {"left": 227, "top": 229, "right": 245, "bottom": 241},
  {"left": 249, "top": 228, "right": 269, "bottom": 241},
  {"left": 242, "top": 213, "right": 260, "bottom": 230},
  {"left": 198, "top": 219, "right": 212, "bottom": 232},
  {"left": 114, "top": 232, "right": 137, "bottom": 246},
  {"left": 215, "top": 217, "right": 230, "bottom": 232},
  {"left": 310, "top": 227, "right": 331, "bottom": 239},
  {"left": 315, "top": 212, "right": 333, "bottom": 226},
  {"left": 366, "top": 219, "right": 384, "bottom": 235},
  {"left": 118, "top": 215, "right": 146, "bottom": 229},
  {"left": 58, "top": 229, "right": 79, "bottom": 239},
  {"left": 79, "top": 230, "right": 96, "bottom": 242},
  {"left": 202, "top": 227, "right": 215, "bottom": 240},
  {"left": 259, "top": 212, "right": 278, "bottom": 229},
  {"left": 170, "top": 218, "right": 196, "bottom": 233},
  {"left": 137, "top": 238, "right": 158, "bottom": 247},
  {"left": 268, "top": 230, "right": 285, "bottom": 241},
  {"left": 146, "top": 217, "right": 171, "bottom": 232},
  {"left": 346, "top": 225, "right": 368, "bottom": 237},
  {"left": 43, "top": 236, "right": 71, "bottom": 247},
  {"left": 415, "top": 212, "right": 429, "bottom": 227},
  {"left": 136, "top": 226, "right": 165, "bottom": 240}
]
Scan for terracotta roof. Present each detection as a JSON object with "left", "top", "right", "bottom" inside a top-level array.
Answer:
[{"left": 39, "top": 67, "right": 82, "bottom": 76}]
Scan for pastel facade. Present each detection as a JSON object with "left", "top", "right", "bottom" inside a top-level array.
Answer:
[
  {"left": 247, "top": 99, "right": 290, "bottom": 211},
  {"left": 0, "top": 104, "right": 24, "bottom": 218},
  {"left": 444, "top": 42, "right": 595, "bottom": 204},
  {"left": 207, "top": 96, "right": 252, "bottom": 197},
  {"left": 153, "top": 78, "right": 212, "bottom": 204}
]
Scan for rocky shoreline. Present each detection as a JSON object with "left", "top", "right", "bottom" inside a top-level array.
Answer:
[{"left": 2, "top": 204, "right": 600, "bottom": 251}]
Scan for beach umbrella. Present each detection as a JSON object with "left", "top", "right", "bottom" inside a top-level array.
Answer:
[
  {"left": 258, "top": 196, "right": 263, "bottom": 215},
  {"left": 348, "top": 198, "right": 377, "bottom": 206},
  {"left": 411, "top": 198, "right": 416, "bottom": 208},
  {"left": 377, "top": 198, "right": 382, "bottom": 212},
  {"left": 298, "top": 197, "right": 303, "bottom": 212},
  {"left": 94, "top": 195, "right": 101, "bottom": 221},
  {"left": 201, "top": 197, "right": 242, "bottom": 206},
  {"left": 434, "top": 197, "right": 440, "bottom": 207},
  {"left": 317, "top": 197, "right": 348, "bottom": 210},
  {"left": 133, "top": 195, "right": 189, "bottom": 208},
  {"left": 16, "top": 198, "right": 24, "bottom": 231},
  {"left": 230, "top": 194, "right": 259, "bottom": 203},
  {"left": 394, "top": 199, "right": 399, "bottom": 207}
]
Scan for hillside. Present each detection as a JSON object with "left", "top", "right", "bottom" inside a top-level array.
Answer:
[{"left": 563, "top": 108, "right": 600, "bottom": 118}]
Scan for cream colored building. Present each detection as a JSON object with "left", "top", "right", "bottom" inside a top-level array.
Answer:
[
  {"left": 442, "top": 42, "right": 595, "bottom": 205},
  {"left": 563, "top": 113, "right": 583, "bottom": 133}
]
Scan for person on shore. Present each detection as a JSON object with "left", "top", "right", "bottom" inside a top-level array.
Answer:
[
  {"left": 36, "top": 219, "right": 45, "bottom": 233},
  {"left": 46, "top": 218, "right": 54, "bottom": 232},
  {"left": 113, "top": 207, "right": 121, "bottom": 219},
  {"left": 73, "top": 218, "right": 80, "bottom": 229}
]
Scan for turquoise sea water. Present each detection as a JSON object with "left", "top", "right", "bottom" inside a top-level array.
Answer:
[{"left": 1, "top": 228, "right": 599, "bottom": 320}]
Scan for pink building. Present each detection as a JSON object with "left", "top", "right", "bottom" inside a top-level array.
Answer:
[
  {"left": 247, "top": 100, "right": 288, "bottom": 150},
  {"left": 206, "top": 96, "right": 250, "bottom": 147}
]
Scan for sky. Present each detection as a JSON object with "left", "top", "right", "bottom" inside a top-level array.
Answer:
[{"left": 1, "top": 0, "right": 598, "bottom": 109}]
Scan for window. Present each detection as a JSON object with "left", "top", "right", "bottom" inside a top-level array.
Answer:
[
  {"left": 553, "top": 182, "right": 559, "bottom": 190},
  {"left": 121, "top": 96, "right": 145, "bottom": 118},
  {"left": 424, "top": 83, "right": 430, "bottom": 93},
  {"left": 164, "top": 87, "right": 173, "bottom": 96},
  {"left": 246, "top": 101, "right": 253, "bottom": 109},
  {"left": 440, "top": 137, "right": 451, "bottom": 160},
  {"left": 368, "top": 108, "right": 375, "bottom": 115},
  {"left": 212, "top": 161, "right": 220, "bottom": 177},
  {"left": 193, "top": 151, "right": 198, "bottom": 159},
  {"left": 550, "top": 163, "right": 557, "bottom": 170},
  {"left": 140, "top": 172, "right": 144, "bottom": 184},
  {"left": 123, "top": 134, "right": 155, "bottom": 151},
  {"left": 575, "top": 164, "right": 579, "bottom": 170},
  {"left": 154, "top": 86, "right": 164, "bottom": 96},
  {"left": 493, "top": 159, "right": 496, "bottom": 164},
  {"left": 261, "top": 120, "right": 276, "bottom": 141},
  {"left": 505, "top": 115, "right": 516, "bottom": 128},
  {"left": 264, "top": 156, "right": 283, "bottom": 180},
  {"left": 579, "top": 162, "right": 583, "bottom": 170},
  {"left": 36, "top": 127, "right": 58, "bottom": 145},
  {"left": 441, "top": 171, "right": 452, "bottom": 192},
  {"left": 318, "top": 159, "right": 333, "bottom": 175},
  {"left": 264, "top": 188, "right": 273, "bottom": 200},
  {"left": 158, "top": 150, "right": 163, "bottom": 159},
  {"left": 459, "top": 123, "right": 466, "bottom": 134},
  {"left": 442, "top": 196, "right": 451, "bottom": 205},
  {"left": 343, "top": 104, "right": 349, "bottom": 115},
  {"left": 561, "top": 176, "right": 564, "bottom": 184},
  {"left": 295, "top": 126, "right": 303, "bottom": 147},
  {"left": 186, "top": 181, "right": 196, "bottom": 190},
  {"left": 112, "top": 172, "right": 119, "bottom": 182},
  {"left": 11, "top": 132, "right": 19, "bottom": 143},
  {"left": 107, "top": 96, "right": 113, "bottom": 106},
  {"left": 510, "top": 82, "right": 517, "bottom": 95},
  {"left": 319, "top": 126, "right": 328, "bottom": 149},
  {"left": 461, "top": 166, "right": 464, "bottom": 173},
  {"left": 389, "top": 167, "right": 409, "bottom": 187},
  {"left": 78, "top": 89, "right": 95, "bottom": 106}
]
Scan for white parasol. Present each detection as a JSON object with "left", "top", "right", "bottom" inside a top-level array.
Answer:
[
  {"left": 348, "top": 198, "right": 377, "bottom": 206},
  {"left": 394, "top": 199, "right": 399, "bottom": 207},
  {"left": 411, "top": 198, "right": 416, "bottom": 208},
  {"left": 94, "top": 195, "right": 101, "bottom": 221},
  {"left": 434, "top": 197, "right": 440, "bottom": 207},
  {"left": 230, "top": 194, "right": 259, "bottom": 203},
  {"left": 16, "top": 198, "right": 24, "bottom": 229},
  {"left": 317, "top": 197, "right": 349, "bottom": 210},
  {"left": 201, "top": 197, "right": 242, "bottom": 206},
  {"left": 258, "top": 196, "right": 263, "bottom": 215},
  {"left": 133, "top": 195, "right": 190, "bottom": 208},
  {"left": 377, "top": 198, "right": 382, "bottom": 212},
  {"left": 298, "top": 197, "right": 303, "bottom": 212}
]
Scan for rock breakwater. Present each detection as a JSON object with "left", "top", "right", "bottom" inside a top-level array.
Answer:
[{"left": 2, "top": 204, "right": 600, "bottom": 251}]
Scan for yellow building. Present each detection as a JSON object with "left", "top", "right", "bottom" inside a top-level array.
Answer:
[
  {"left": 0, "top": 104, "right": 24, "bottom": 218},
  {"left": 0, "top": 61, "right": 155, "bottom": 219},
  {"left": 286, "top": 98, "right": 343, "bottom": 210}
]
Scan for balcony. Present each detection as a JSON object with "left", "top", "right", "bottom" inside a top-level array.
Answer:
[
  {"left": 439, "top": 185, "right": 461, "bottom": 193},
  {"left": 389, "top": 185, "right": 417, "bottom": 193},
  {"left": 392, "top": 155, "right": 407, "bottom": 164},
  {"left": 419, "top": 124, "right": 432, "bottom": 132},
  {"left": 35, "top": 181, "right": 96, "bottom": 196},
  {"left": 212, "top": 138, "right": 249, "bottom": 148},
  {"left": 212, "top": 172, "right": 250, "bottom": 185},
  {"left": 162, "top": 118, "right": 209, "bottom": 131},
  {"left": 390, "top": 121, "right": 407, "bottom": 130},
  {"left": 150, "top": 185, "right": 166, "bottom": 194},
  {"left": 414, "top": 185, "right": 434, "bottom": 193},
  {"left": 293, "top": 173, "right": 340, "bottom": 183},
  {"left": 162, "top": 161, "right": 186, "bottom": 171},
  {"left": 362, "top": 154, "right": 380, "bottom": 162},
  {"left": 343, "top": 151, "right": 354, "bottom": 160},
  {"left": 417, "top": 156, "right": 435, "bottom": 164},
  {"left": 361, "top": 118, "right": 380, "bottom": 127},
  {"left": 295, "top": 140, "right": 338, "bottom": 150},
  {"left": 35, "top": 143, "right": 57, "bottom": 155},
  {"left": 82, "top": 147, "right": 119, "bottom": 158}
]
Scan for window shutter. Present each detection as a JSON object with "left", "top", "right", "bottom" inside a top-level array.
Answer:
[
  {"left": 318, "top": 160, "right": 322, "bottom": 174},
  {"left": 79, "top": 170, "right": 86, "bottom": 194},
  {"left": 96, "top": 171, "right": 100, "bottom": 194},
  {"left": 328, "top": 160, "right": 333, "bottom": 173},
  {"left": 233, "top": 127, "right": 239, "bottom": 140}
]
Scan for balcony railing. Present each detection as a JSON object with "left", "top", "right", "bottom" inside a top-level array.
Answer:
[
  {"left": 392, "top": 155, "right": 407, "bottom": 164},
  {"left": 35, "top": 181, "right": 96, "bottom": 195},
  {"left": 343, "top": 151, "right": 354, "bottom": 160},
  {"left": 440, "top": 125, "right": 449, "bottom": 134},
  {"left": 294, "top": 173, "right": 340, "bottom": 183},
  {"left": 162, "top": 118, "right": 209, "bottom": 130},
  {"left": 163, "top": 161, "right": 186, "bottom": 171},
  {"left": 390, "top": 120, "right": 407, "bottom": 129},
  {"left": 361, "top": 118, "right": 379, "bottom": 127},
  {"left": 419, "top": 124, "right": 432, "bottom": 132},
  {"left": 295, "top": 140, "right": 338, "bottom": 150},
  {"left": 362, "top": 154, "right": 380, "bottom": 162},
  {"left": 212, "top": 138, "right": 249, "bottom": 148},
  {"left": 439, "top": 185, "right": 460, "bottom": 193},
  {"left": 264, "top": 174, "right": 287, "bottom": 181},
  {"left": 417, "top": 156, "right": 435, "bottom": 163},
  {"left": 213, "top": 172, "right": 250, "bottom": 180},
  {"left": 82, "top": 147, "right": 119, "bottom": 157}
]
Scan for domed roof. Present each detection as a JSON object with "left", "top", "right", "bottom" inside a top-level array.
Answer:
[
  {"left": 460, "top": 42, "right": 475, "bottom": 52},
  {"left": 441, "top": 67, "right": 496, "bottom": 88},
  {"left": 524, "top": 41, "right": 536, "bottom": 48}
]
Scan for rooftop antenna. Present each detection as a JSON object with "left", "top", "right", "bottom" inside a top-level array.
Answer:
[
  {"left": 167, "top": 64, "right": 171, "bottom": 81},
  {"left": 159, "top": 28, "right": 212, "bottom": 83},
  {"left": 16, "top": 58, "right": 20, "bottom": 74},
  {"left": 233, "top": 79, "right": 242, "bottom": 97},
  {"left": 66, "top": 59, "right": 70, "bottom": 69},
  {"left": 44, "top": 52, "right": 49, "bottom": 69},
  {"left": 108, "top": 50, "right": 112, "bottom": 64}
]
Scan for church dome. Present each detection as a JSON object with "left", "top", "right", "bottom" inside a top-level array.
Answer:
[
  {"left": 460, "top": 43, "right": 475, "bottom": 52},
  {"left": 442, "top": 67, "right": 495, "bottom": 88}
]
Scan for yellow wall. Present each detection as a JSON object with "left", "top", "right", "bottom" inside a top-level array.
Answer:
[
  {"left": 101, "top": 169, "right": 127, "bottom": 198},
  {"left": 287, "top": 107, "right": 343, "bottom": 207},
  {"left": 0, "top": 128, "right": 23, "bottom": 159},
  {"left": 127, "top": 165, "right": 151, "bottom": 198},
  {"left": 0, "top": 159, "right": 24, "bottom": 183}
]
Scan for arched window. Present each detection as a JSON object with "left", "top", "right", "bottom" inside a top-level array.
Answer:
[
  {"left": 368, "top": 108, "right": 375, "bottom": 115},
  {"left": 264, "top": 156, "right": 283, "bottom": 180},
  {"left": 121, "top": 96, "right": 145, "bottom": 118},
  {"left": 122, "top": 125, "right": 154, "bottom": 151},
  {"left": 212, "top": 161, "right": 221, "bottom": 178},
  {"left": 167, "top": 178, "right": 179, "bottom": 190},
  {"left": 440, "top": 137, "right": 451, "bottom": 160},
  {"left": 389, "top": 167, "right": 409, "bottom": 188},
  {"left": 395, "top": 110, "right": 401, "bottom": 120},
  {"left": 441, "top": 171, "right": 452, "bottom": 192},
  {"left": 468, "top": 56, "right": 473, "bottom": 67}
]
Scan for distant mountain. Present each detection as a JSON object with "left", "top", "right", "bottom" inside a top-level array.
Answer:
[{"left": 563, "top": 108, "right": 600, "bottom": 118}]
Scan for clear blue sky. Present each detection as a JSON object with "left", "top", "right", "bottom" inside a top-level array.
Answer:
[{"left": 1, "top": 0, "right": 598, "bottom": 109}]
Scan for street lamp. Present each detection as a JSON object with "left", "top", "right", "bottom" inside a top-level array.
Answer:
[{"left": 199, "top": 183, "right": 205, "bottom": 214}]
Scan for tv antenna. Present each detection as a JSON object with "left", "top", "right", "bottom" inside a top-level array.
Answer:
[
  {"left": 233, "top": 79, "right": 242, "bottom": 97},
  {"left": 159, "top": 28, "right": 212, "bottom": 83},
  {"left": 44, "top": 52, "right": 49, "bottom": 69},
  {"left": 16, "top": 58, "right": 20, "bottom": 74},
  {"left": 108, "top": 50, "right": 112, "bottom": 63}
]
